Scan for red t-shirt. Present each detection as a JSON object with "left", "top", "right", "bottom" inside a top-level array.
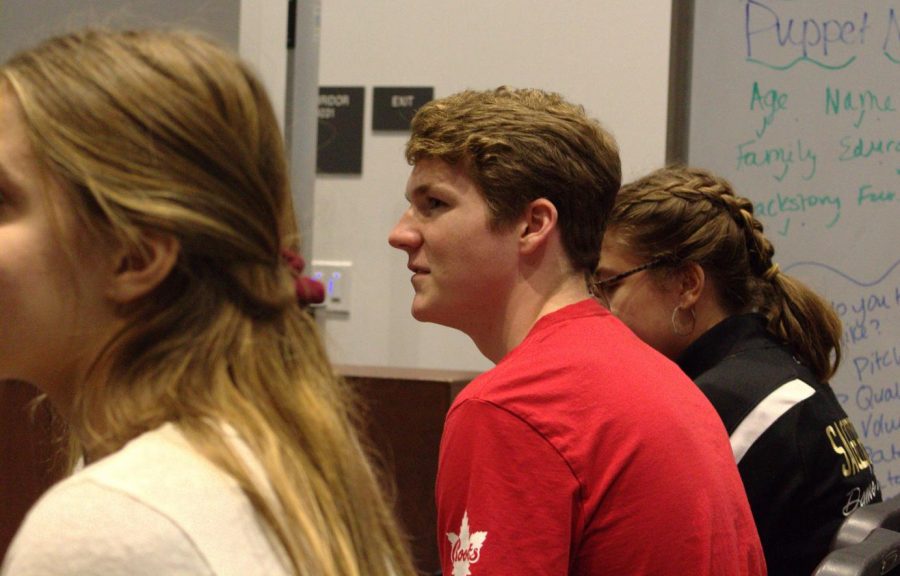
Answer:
[{"left": 436, "top": 300, "right": 766, "bottom": 575}]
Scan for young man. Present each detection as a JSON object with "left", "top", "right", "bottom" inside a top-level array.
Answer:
[{"left": 388, "top": 87, "right": 766, "bottom": 575}]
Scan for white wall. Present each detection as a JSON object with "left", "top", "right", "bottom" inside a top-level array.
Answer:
[
  {"left": 238, "top": 0, "right": 289, "bottom": 131},
  {"left": 0, "top": 0, "right": 288, "bottom": 128},
  {"left": 0, "top": 1, "right": 671, "bottom": 372},
  {"left": 0, "top": 0, "right": 241, "bottom": 61},
  {"left": 312, "top": 1, "right": 673, "bottom": 371}
]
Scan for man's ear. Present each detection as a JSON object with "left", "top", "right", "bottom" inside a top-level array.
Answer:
[
  {"left": 107, "top": 232, "right": 180, "bottom": 304},
  {"left": 519, "top": 198, "right": 558, "bottom": 255},
  {"left": 677, "top": 261, "right": 705, "bottom": 308}
]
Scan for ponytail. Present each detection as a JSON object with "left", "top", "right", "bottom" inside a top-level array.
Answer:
[
  {"left": 764, "top": 267, "right": 842, "bottom": 381},
  {"left": 740, "top": 207, "right": 842, "bottom": 382}
]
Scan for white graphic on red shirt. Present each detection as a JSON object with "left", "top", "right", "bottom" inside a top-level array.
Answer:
[{"left": 446, "top": 511, "right": 488, "bottom": 576}]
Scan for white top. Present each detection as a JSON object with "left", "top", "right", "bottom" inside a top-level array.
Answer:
[{"left": 1, "top": 423, "right": 289, "bottom": 576}]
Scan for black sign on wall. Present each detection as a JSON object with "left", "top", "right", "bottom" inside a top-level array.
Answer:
[
  {"left": 317, "top": 86, "right": 365, "bottom": 175},
  {"left": 372, "top": 87, "right": 434, "bottom": 131}
]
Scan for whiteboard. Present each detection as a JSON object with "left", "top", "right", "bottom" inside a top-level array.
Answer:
[{"left": 672, "top": 0, "right": 900, "bottom": 497}]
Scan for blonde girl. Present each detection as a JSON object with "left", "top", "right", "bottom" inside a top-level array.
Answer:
[{"left": 0, "top": 29, "right": 415, "bottom": 576}]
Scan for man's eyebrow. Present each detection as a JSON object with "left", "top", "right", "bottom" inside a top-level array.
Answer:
[{"left": 405, "top": 184, "right": 429, "bottom": 203}]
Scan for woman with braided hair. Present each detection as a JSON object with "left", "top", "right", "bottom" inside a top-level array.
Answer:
[{"left": 595, "top": 165, "right": 881, "bottom": 576}]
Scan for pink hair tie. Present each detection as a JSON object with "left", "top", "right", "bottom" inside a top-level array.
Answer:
[{"left": 281, "top": 249, "right": 325, "bottom": 306}]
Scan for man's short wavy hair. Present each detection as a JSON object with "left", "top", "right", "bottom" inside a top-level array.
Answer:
[{"left": 406, "top": 86, "right": 621, "bottom": 274}]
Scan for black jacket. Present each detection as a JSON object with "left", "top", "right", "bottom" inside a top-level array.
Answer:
[{"left": 677, "top": 314, "right": 881, "bottom": 576}]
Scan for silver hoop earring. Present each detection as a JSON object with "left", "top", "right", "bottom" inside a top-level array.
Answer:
[{"left": 671, "top": 306, "right": 696, "bottom": 336}]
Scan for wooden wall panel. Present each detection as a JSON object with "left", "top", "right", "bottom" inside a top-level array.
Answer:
[{"left": 339, "top": 365, "right": 476, "bottom": 574}]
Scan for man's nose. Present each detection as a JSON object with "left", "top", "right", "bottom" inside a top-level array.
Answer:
[{"left": 388, "top": 210, "right": 419, "bottom": 252}]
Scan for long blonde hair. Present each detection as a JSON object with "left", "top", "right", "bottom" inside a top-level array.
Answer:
[
  {"left": 2, "top": 29, "right": 415, "bottom": 576},
  {"left": 610, "top": 165, "right": 842, "bottom": 382}
]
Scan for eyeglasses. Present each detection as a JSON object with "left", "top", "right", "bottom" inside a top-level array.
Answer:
[{"left": 592, "top": 257, "right": 669, "bottom": 306}]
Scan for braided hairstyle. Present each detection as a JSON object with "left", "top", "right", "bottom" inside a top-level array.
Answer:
[{"left": 608, "top": 165, "right": 841, "bottom": 381}]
